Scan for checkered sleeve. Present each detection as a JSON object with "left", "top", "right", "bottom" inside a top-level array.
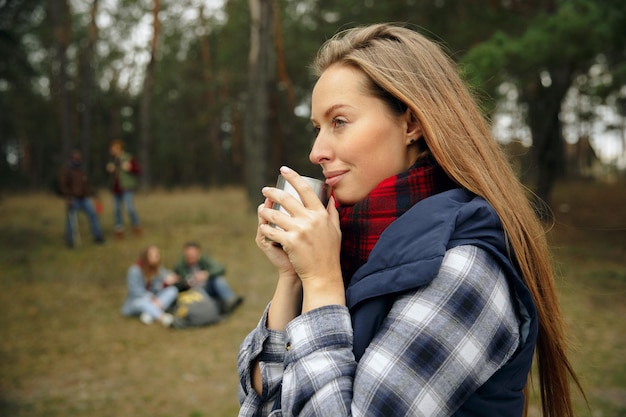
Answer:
[
  {"left": 352, "top": 245, "right": 521, "bottom": 416},
  {"left": 238, "top": 304, "right": 289, "bottom": 416},
  {"left": 238, "top": 245, "right": 520, "bottom": 416},
  {"left": 281, "top": 305, "right": 356, "bottom": 416}
]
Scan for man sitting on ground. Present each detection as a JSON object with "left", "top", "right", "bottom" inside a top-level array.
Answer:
[{"left": 173, "top": 241, "right": 243, "bottom": 315}]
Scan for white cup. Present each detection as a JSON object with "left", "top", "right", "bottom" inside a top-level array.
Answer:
[
  {"left": 271, "top": 174, "right": 329, "bottom": 212},
  {"left": 267, "top": 175, "right": 329, "bottom": 246}
]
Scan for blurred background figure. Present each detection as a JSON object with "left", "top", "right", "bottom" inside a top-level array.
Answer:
[
  {"left": 58, "top": 149, "right": 105, "bottom": 248},
  {"left": 120, "top": 245, "right": 178, "bottom": 326},
  {"left": 173, "top": 241, "right": 243, "bottom": 315},
  {"left": 106, "top": 139, "right": 141, "bottom": 239}
]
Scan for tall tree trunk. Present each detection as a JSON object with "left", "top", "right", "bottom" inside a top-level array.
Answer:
[
  {"left": 227, "top": 71, "right": 245, "bottom": 184},
  {"left": 270, "top": 0, "right": 296, "bottom": 172},
  {"left": 199, "top": 4, "right": 222, "bottom": 186},
  {"left": 80, "top": 0, "right": 99, "bottom": 172},
  {"left": 525, "top": 64, "right": 573, "bottom": 214},
  {"left": 49, "top": 0, "right": 72, "bottom": 158},
  {"left": 273, "top": 0, "right": 296, "bottom": 112},
  {"left": 139, "top": 0, "right": 160, "bottom": 189},
  {"left": 108, "top": 69, "right": 123, "bottom": 142},
  {"left": 244, "top": 0, "right": 274, "bottom": 207}
]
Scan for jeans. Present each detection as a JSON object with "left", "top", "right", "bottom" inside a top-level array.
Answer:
[
  {"left": 113, "top": 191, "right": 140, "bottom": 230},
  {"left": 206, "top": 275, "right": 238, "bottom": 303},
  {"left": 65, "top": 198, "right": 104, "bottom": 246},
  {"left": 123, "top": 287, "right": 179, "bottom": 319}
]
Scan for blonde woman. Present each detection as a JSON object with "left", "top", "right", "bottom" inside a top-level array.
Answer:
[
  {"left": 238, "top": 24, "right": 583, "bottom": 417},
  {"left": 121, "top": 245, "right": 178, "bottom": 326}
]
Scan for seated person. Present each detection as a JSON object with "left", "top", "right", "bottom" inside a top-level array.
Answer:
[
  {"left": 173, "top": 241, "right": 243, "bottom": 314},
  {"left": 120, "top": 245, "right": 178, "bottom": 326}
]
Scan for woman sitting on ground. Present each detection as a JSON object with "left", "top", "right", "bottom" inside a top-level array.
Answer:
[{"left": 120, "top": 245, "right": 178, "bottom": 327}]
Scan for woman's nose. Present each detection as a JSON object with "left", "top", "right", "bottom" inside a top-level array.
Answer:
[{"left": 309, "top": 134, "right": 331, "bottom": 165}]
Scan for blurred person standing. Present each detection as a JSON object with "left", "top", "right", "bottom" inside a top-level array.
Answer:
[
  {"left": 58, "top": 148, "right": 105, "bottom": 248},
  {"left": 105, "top": 139, "right": 141, "bottom": 238}
]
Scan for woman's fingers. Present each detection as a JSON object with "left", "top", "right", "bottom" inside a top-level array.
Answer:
[{"left": 277, "top": 166, "right": 327, "bottom": 211}]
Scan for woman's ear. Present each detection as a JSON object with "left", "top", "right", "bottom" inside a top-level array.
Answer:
[{"left": 404, "top": 110, "right": 423, "bottom": 145}]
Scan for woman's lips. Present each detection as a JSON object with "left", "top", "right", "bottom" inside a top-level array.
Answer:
[{"left": 324, "top": 171, "right": 347, "bottom": 187}]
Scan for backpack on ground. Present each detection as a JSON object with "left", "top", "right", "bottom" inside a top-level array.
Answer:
[{"left": 172, "top": 287, "right": 221, "bottom": 328}]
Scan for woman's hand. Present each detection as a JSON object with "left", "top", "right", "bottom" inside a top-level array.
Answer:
[
  {"left": 255, "top": 200, "right": 296, "bottom": 278},
  {"left": 257, "top": 167, "right": 345, "bottom": 312},
  {"left": 152, "top": 296, "right": 163, "bottom": 309},
  {"left": 193, "top": 270, "right": 209, "bottom": 284},
  {"left": 164, "top": 273, "right": 179, "bottom": 286}
]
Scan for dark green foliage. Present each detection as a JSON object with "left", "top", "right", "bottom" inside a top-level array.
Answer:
[{"left": 0, "top": 0, "right": 624, "bottom": 196}]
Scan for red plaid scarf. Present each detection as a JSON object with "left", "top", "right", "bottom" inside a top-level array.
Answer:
[{"left": 339, "top": 158, "right": 457, "bottom": 283}]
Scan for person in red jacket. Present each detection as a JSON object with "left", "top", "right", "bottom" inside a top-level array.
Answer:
[{"left": 105, "top": 139, "right": 141, "bottom": 238}]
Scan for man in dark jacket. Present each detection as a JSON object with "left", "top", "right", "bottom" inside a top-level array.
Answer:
[
  {"left": 58, "top": 149, "right": 105, "bottom": 247},
  {"left": 173, "top": 241, "right": 243, "bottom": 314}
]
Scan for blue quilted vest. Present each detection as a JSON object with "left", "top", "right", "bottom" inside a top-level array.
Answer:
[{"left": 346, "top": 188, "right": 538, "bottom": 417}]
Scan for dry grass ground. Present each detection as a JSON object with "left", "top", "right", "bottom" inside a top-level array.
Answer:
[
  {"left": 545, "top": 181, "right": 626, "bottom": 417},
  {"left": 0, "top": 181, "right": 624, "bottom": 417}
]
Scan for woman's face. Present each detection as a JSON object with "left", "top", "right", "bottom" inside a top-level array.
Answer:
[
  {"left": 110, "top": 143, "right": 122, "bottom": 156},
  {"left": 309, "top": 64, "right": 420, "bottom": 205},
  {"left": 146, "top": 246, "right": 161, "bottom": 267}
]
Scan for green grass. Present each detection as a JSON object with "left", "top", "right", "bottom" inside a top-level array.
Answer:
[{"left": 0, "top": 181, "right": 624, "bottom": 417}]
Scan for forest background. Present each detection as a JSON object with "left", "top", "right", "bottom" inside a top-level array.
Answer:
[
  {"left": 1, "top": 0, "right": 625, "bottom": 207},
  {"left": 0, "top": 1, "right": 625, "bottom": 416}
]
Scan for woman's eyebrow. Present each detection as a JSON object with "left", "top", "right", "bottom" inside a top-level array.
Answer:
[{"left": 311, "top": 103, "right": 352, "bottom": 122}]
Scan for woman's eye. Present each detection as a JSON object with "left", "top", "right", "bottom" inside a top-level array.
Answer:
[{"left": 331, "top": 118, "right": 346, "bottom": 128}]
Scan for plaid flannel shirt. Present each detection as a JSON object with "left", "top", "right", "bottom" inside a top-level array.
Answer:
[{"left": 238, "top": 245, "right": 521, "bottom": 417}]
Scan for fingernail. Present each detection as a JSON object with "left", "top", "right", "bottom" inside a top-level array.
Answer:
[{"left": 280, "top": 166, "right": 292, "bottom": 174}]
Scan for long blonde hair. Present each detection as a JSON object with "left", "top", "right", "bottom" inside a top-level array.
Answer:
[
  {"left": 313, "top": 23, "right": 583, "bottom": 417},
  {"left": 138, "top": 245, "right": 160, "bottom": 284}
]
